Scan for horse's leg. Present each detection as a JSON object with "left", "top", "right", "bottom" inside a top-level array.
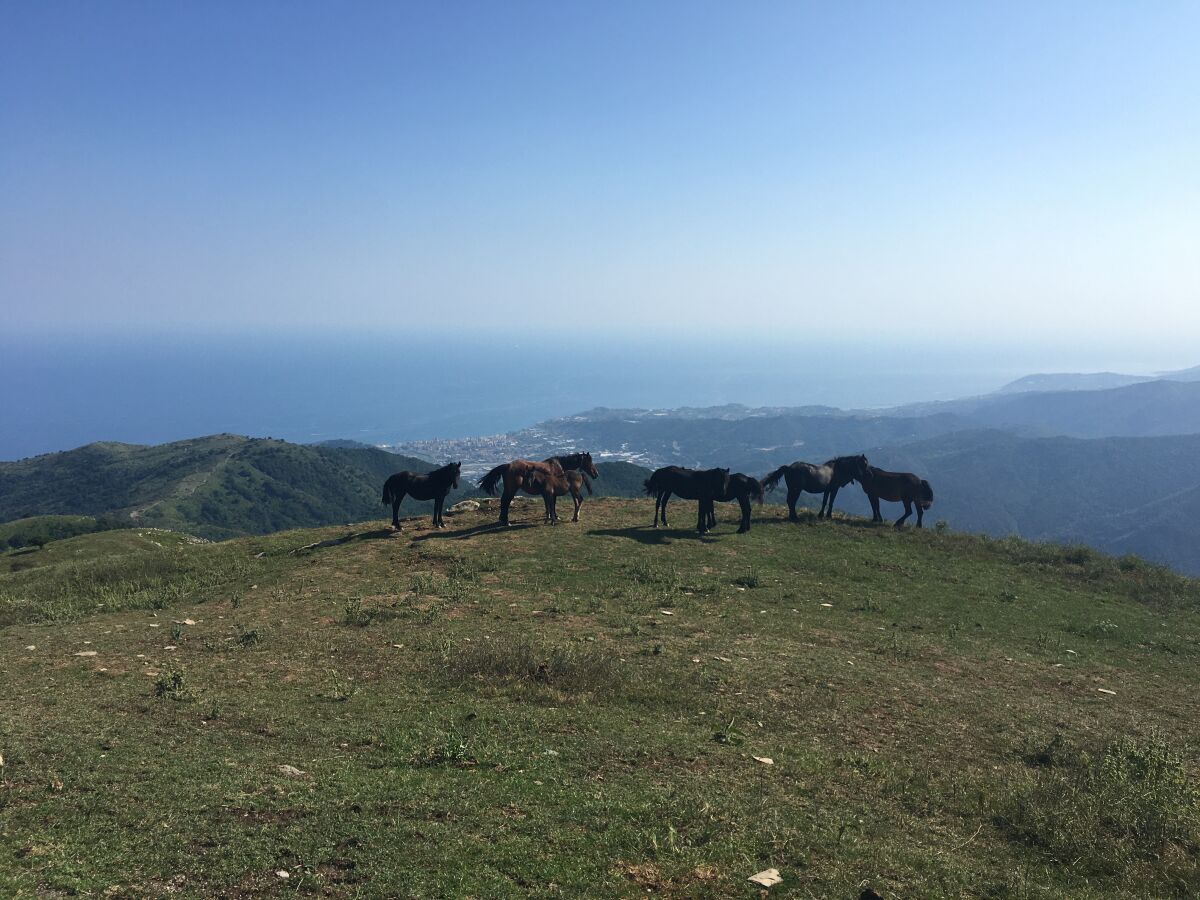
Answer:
[
  {"left": 499, "top": 487, "right": 514, "bottom": 526},
  {"left": 826, "top": 485, "right": 840, "bottom": 517},
  {"left": 915, "top": 502, "right": 924, "bottom": 528},
  {"left": 895, "top": 499, "right": 911, "bottom": 528},
  {"left": 818, "top": 489, "right": 829, "bottom": 518},
  {"left": 571, "top": 487, "right": 582, "bottom": 522},
  {"left": 738, "top": 495, "right": 751, "bottom": 533},
  {"left": 869, "top": 493, "right": 882, "bottom": 522},
  {"left": 696, "top": 500, "right": 706, "bottom": 534},
  {"left": 434, "top": 495, "right": 444, "bottom": 528},
  {"left": 391, "top": 492, "right": 406, "bottom": 530},
  {"left": 661, "top": 492, "right": 671, "bottom": 527},
  {"left": 787, "top": 484, "right": 800, "bottom": 521}
]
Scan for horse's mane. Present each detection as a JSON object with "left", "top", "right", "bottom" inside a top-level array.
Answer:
[{"left": 431, "top": 461, "right": 459, "bottom": 475}]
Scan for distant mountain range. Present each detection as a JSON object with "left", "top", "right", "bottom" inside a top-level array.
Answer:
[
  {"left": 395, "top": 367, "right": 1200, "bottom": 573},
  {"left": 994, "top": 363, "right": 1200, "bottom": 395}
]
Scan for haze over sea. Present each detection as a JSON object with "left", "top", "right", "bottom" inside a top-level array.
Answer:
[{"left": 3, "top": 331, "right": 1192, "bottom": 462}]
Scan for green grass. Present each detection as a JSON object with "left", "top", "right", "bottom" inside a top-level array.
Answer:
[{"left": 1, "top": 500, "right": 1198, "bottom": 898}]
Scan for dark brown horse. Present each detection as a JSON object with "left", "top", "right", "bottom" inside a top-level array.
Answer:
[
  {"left": 644, "top": 466, "right": 731, "bottom": 534},
  {"left": 858, "top": 465, "right": 934, "bottom": 527},
  {"left": 761, "top": 455, "right": 869, "bottom": 520},
  {"left": 701, "top": 472, "right": 764, "bottom": 533},
  {"left": 381, "top": 461, "right": 461, "bottom": 530}
]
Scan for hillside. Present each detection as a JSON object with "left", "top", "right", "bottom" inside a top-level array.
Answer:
[
  {"left": 0, "top": 435, "right": 459, "bottom": 539},
  {"left": 836, "top": 431, "right": 1200, "bottom": 574},
  {"left": 0, "top": 514, "right": 127, "bottom": 550},
  {"left": 0, "top": 435, "right": 652, "bottom": 541},
  {"left": 1, "top": 499, "right": 1198, "bottom": 898}
]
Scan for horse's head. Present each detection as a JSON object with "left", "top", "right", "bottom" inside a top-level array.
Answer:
[
  {"left": 449, "top": 461, "right": 462, "bottom": 488},
  {"left": 851, "top": 454, "right": 869, "bottom": 482},
  {"left": 581, "top": 451, "right": 599, "bottom": 479}
]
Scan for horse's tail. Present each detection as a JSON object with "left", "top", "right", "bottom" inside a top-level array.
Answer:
[
  {"left": 580, "top": 472, "right": 593, "bottom": 495},
  {"left": 381, "top": 476, "right": 395, "bottom": 505},
  {"left": 643, "top": 476, "right": 657, "bottom": 496},
  {"left": 478, "top": 464, "right": 508, "bottom": 496},
  {"left": 919, "top": 479, "right": 934, "bottom": 509},
  {"left": 760, "top": 466, "right": 787, "bottom": 493},
  {"left": 748, "top": 477, "right": 765, "bottom": 505}
]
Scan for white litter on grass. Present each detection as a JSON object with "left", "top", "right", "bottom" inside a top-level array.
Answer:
[
  {"left": 748, "top": 868, "right": 783, "bottom": 887},
  {"left": 1098, "top": 688, "right": 1117, "bottom": 696},
  {"left": 278, "top": 765, "right": 306, "bottom": 778},
  {"left": 1065, "top": 649, "right": 1077, "bottom": 655},
  {"left": 74, "top": 651, "right": 98, "bottom": 657},
  {"left": 820, "top": 603, "right": 833, "bottom": 608},
  {"left": 276, "top": 870, "right": 290, "bottom": 879},
  {"left": 25, "top": 645, "right": 35, "bottom": 651},
  {"left": 753, "top": 756, "right": 774, "bottom": 765},
  {"left": 659, "top": 610, "right": 674, "bottom": 616}
]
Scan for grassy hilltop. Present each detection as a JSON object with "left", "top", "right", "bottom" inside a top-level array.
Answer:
[{"left": 1, "top": 500, "right": 1199, "bottom": 898}]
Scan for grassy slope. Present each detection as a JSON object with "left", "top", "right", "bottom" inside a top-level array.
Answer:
[
  {"left": 0, "top": 515, "right": 119, "bottom": 550},
  {"left": 1, "top": 501, "right": 1198, "bottom": 898},
  {"left": 0, "top": 436, "right": 463, "bottom": 540}
]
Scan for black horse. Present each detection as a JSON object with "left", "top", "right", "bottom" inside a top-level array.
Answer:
[
  {"left": 761, "top": 455, "right": 869, "bottom": 520},
  {"left": 701, "top": 472, "right": 764, "bottom": 534},
  {"left": 381, "top": 462, "right": 462, "bottom": 530},
  {"left": 858, "top": 465, "right": 934, "bottom": 527},
  {"left": 644, "top": 466, "right": 731, "bottom": 534}
]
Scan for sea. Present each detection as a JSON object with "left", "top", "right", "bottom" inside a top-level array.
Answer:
[{"left": 0, "top": 331, "right": 1186, "bottom": 461}]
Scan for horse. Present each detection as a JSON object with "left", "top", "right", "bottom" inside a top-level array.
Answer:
[
  {"left": 760, "top": 455, "right": 869, "bottom": 520},
  {"left": 701, "top": 472, "right": 764, "bottom": 534},
  {"left": 643, "top": 466, "right": 731, "bottom": 534},
  {"left": 380, "top": 461, "right": 461, "bottom": 530},
  {"left": 525, "top": 466, "right": 594, "bottom": 523},
  {"left": 858, "top": 465, "right": 934, "bottom": 527},
  {"left": 478, "top": 452, "right": 599, "bottom": 525},
  {"left": 541, "top": 452, "right": 600, "bottom": 522}
]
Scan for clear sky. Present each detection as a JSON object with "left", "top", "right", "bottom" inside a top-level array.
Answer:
[{"left": 2, "top": 1, "right": 1198, "bottom": 345}]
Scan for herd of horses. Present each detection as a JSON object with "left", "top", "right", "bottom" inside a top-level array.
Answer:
[{"left": 381, "top": 451, "right": 935, "bottom": 534}]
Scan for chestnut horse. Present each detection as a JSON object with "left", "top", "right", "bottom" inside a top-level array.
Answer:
[
  {"left": 644, "top": 466, "right": 731, "bottom": 534},
  {"left": 761, "top": 455, "right": 869, "bottom": 520},
  {"left": 525, "top": 467, "right": 594, "bottom": 523},
  {"left": 858, "top": 465, "right": 934, "bottom": 527},
  {"left": 478, "top": 452, "right": 600, "bottom": 525},
  {"left": 381, "top": 461, "right": 461, "bottom": 530}
]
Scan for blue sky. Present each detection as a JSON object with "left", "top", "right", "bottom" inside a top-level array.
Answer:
[{"left": 2, "top": 1, "right": 1198, "bottom": 345}]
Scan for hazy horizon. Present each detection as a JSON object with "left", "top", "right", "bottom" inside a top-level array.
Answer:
[{"left": 1, "top": 329, "right": 1196, "bottom": 461}]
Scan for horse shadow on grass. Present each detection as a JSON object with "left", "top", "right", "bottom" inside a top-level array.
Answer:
[
  {"left": 590, "top": 525, "right": 723, "bottom": 545},
  {"left": 410, "top": 520, "right": 537, "bottom": 542}
]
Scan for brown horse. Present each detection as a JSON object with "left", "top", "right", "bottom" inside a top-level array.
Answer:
[
  {"left": 525, "top": 467, "right": 594, "bottom": 523},
  {"left": 761, "top": 455, "right": 869, "bottom": 520},
  {"left": 858, "top": 465, "right": 934, "bottom": 527},
  {"left": 478, "top": 452, "right": 599, "bottom": 525}
]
